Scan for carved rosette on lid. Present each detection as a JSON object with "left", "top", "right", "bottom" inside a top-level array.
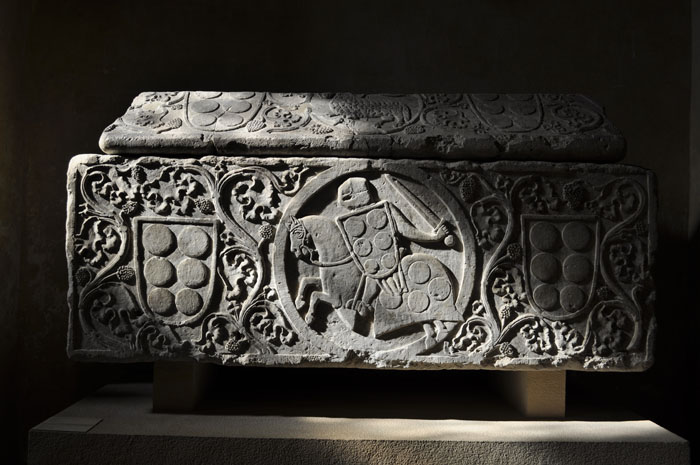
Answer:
[{"left": 66, "top": 155, "right": 655, "bottom": 370}]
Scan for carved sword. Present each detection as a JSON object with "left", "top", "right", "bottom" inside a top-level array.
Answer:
[{"left": 383, "top": 174, "right": 455, "bottom": 247}]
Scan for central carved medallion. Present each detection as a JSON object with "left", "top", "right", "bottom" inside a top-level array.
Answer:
[{"left": 273, "top": 164, "right": 475, "bottom": 357}]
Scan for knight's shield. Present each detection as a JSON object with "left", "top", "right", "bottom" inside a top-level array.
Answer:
[
  {"left": 522, "top": 215, "right": 599, "bottom": 315},
  {"left": 468, "top": 94, "right": 543, "bottom": 132},
  {"left": 135, "top": 218, "right": 219, "bottom": 324},
  {"left": 337, "top": 202, "right": 401, "bottom": 279},
  {"left": 186, "top": 91, "right": 264, "bottom": 131},
  {"left": 372, "top": 253, "right": 462, "bottom": 339}
]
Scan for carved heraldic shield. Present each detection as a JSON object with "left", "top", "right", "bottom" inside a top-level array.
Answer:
[
  {"left": 135, "top": 218, "right": 219, "bottom": 325},
  {"left": 522, "top": 215, "right": 599, "bottom": 317}
]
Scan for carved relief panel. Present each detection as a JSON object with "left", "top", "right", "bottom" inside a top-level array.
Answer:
[{"left": 67, "top": 155, "right": 655, "bottom": 370}]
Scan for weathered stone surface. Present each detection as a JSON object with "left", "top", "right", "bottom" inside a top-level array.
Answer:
[
  {"left": 66, "top": 155, "right": 655, "bottom": 370},
  {"left": 99, "top": 93, "right": 625, "bottom": 161}
]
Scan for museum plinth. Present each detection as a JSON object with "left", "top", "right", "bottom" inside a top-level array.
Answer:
[{"left": 28, "top": 384, "right": 688, "bottom": 465}]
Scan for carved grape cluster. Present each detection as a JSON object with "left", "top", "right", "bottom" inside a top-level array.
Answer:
[
  {"left": 121, "top": 200, "right": 139, "bottom": 216},
  {"left": 195, "top": 198, "right": 215, "bottom": 215},
  {"left": 597, "top": 286, "right": 613, "bottom": 300},
  {"left": 75, "top": 268, "right": 91, "bottom": 286},
  {"left": 499, "top": 306, "right": 513, "bottom": 321},
  {"left": 310, "top": 123, "right": 334, "bottom": 135},
  {"left": 562, "top": 181, "right": 586, "bottom": 210},
  {"left": 132, "top": 166, "right": 147, "bottom": 184},
  {"left": 116, "top": 266, "right": 135, "bottom": 283},
  {"left": 460, "top": 175, "right": 478, "bottom": 203},
  {"left": 506, "top": 243, "right": 522, "bottom": 261},
  {"left": 258, "top": 223, "right": 275, "bottom": 241},
  {"left": 225, "top": 332, "right": 250, "bottom": 355}
]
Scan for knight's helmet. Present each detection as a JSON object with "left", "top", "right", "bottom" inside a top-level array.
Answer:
[{"left": 337, "top": 177, "right": 372, "bottom": 210}]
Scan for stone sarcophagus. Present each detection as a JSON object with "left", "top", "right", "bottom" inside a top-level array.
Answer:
[{"left": 67, "top": 93, "right": 655, "bottom": 371}]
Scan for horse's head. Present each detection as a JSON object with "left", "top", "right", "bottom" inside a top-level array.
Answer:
[{"left": 287, "top": 216, "right": 314, "bottom": 260}]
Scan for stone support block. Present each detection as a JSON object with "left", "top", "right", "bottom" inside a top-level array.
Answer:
[
  {"left": 498, "top": 371, "right": 566, "bottom": 418},
  {"left": 152, "top": 361, "right": 213, "bottom": 412}
]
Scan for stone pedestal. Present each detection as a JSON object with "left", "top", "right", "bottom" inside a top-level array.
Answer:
[{"left": 28, "top": 384, "right": 689, "bottom": 465}]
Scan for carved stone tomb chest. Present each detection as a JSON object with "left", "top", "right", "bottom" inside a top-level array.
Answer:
[{"left": 67, "top": 92, "right": 655, "bottom": 371}]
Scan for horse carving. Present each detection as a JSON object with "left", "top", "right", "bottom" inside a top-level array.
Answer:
[
  {"left": 287, "top": 177, "right": 462, "bottom": 340},
  {"left": 288, "top": 215, "right": 360, "bottom": 327}
]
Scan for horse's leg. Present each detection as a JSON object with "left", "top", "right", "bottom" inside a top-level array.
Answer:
[
  {"left": 295, "top": 276, "right": 321, "bottom": 309},
  {"left": 356, "top": 278, "right": 380, "bottom": 316},
  {"left": 306, "top": 291, "right": 342, "bottom": 324}
]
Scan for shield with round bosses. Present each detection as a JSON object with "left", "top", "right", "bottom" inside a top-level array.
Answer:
[
  {"left": 522, "top": 215, "right": 600, "bottom": 318},
  {"left": 186, "top": 91, "right": 264, "bottom": 131},
  {"left": 134, "top": 217, "right": 219, "bottom": 325},
  {"left": 468, "top": 94, "right": 543, "bottom": 132},
  {"left": 337, "top": 201, "right": 401, "bottom": 280}
]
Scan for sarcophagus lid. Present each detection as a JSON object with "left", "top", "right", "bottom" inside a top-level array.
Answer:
[{"left": 99, "top": 92, "right": 625, "bottom": 161}]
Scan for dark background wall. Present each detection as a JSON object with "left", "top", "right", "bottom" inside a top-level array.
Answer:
[{"left": 0, "top": 0, "right": 695, "bottom": 463}]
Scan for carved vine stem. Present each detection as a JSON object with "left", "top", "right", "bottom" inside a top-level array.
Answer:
[{"left": 596, "top": 179, "right": 647, "bottom": 350}]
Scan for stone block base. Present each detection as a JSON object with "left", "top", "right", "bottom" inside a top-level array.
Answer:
[{"left": 29, "top": 384, "right": 688, "bottom": 465}]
